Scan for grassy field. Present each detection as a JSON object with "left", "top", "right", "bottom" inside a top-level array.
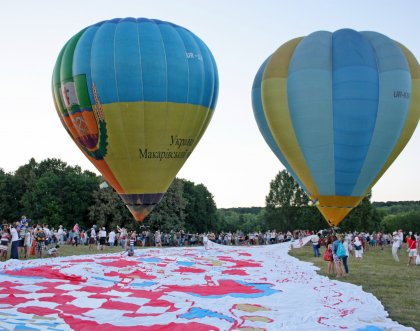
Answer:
[
  {"left": 4, "top": 242, "right": 419, "bottom": 329},
  {"left": 290, "top": 244, "right": 420, "bottom": 330},
  {"left": 4, "top": 243, "right": 126, "bottom": 260}
]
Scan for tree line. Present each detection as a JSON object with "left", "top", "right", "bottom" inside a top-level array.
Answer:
[
  {"left": 0, "top": 159, "right": 419, "bottom": 233},
  {"left": 0, "top": 158, "right": 218, "bottom": 233}
]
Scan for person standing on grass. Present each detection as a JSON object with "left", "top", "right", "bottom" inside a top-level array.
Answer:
[
  {"left": 340, "top": 236, "right": 349, "bottom": 275},
  {"left": 108, "top": 229, "right": 116, "bottom": 247},
  {"left": 311, "top": 232, "right": 320, "bottom": 257},
  {"left": 98, "top": 226, "right": 107, "bottom": 250},
  {"left": 24, "top": 226, "right": 33, "bottom": 259},
  {"left": 347, "top": 233, "right": 354, "bottom": 257},
  {"left": 127, "top": 232, "right": 136, "bottom": 256},
  {"left": 331, "top": 235, "right": 344, "bottom": 278},
  {"left": 57, "top": 225, "right": 64, "bottom": 245},
  {"left": 391, "top": 231, "right": 400, "bottom": 262},
  {"left": 72, "top": 223, "right": 80, "bottom": 247},
  {"left": 354, "top": 236, "right": 363, "bottom": 261},
  {"left": 324, "top": 239, "right": 334, "bottom": 276},
  {"left": 407, "top": 234, "right": 417, "bottom": 266},
  {"left": 417, "top": 233, "right": 420, "bottom": 257},
  {"left": 10, "top": 223, "right": 19, "bottom": 259},
  {"left": 1, "top": 225, "right": 11, "bottom": 260},
  {"left": 89, "top": 225, "right": 96, "bottom": 250},
  {"left": 43, "top": 225, "right": 51, "bottom": 249},
  {"left": 118, "top": 226, "right": 128, "bottom": 249},
  {"left": 398, "top": 229, "right": 404, "bottom": 250},
  {"left": 34, "top": 224, "right": 46, "bottom": 258},
  {"left": 18, "top": 221, "right": 27, "bottom": 258},
  {"left": 154, "top": 230, "right": 162, "bottom": 247}
]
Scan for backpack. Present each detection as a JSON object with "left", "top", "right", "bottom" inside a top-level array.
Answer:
[
  {"left": 323, "top": 248, "right": 333, "bottom": 261},
  {"left": 337, "top": 242, "right": 347, "bottom": 258},
  {"left": 36, "top": 230, "right": 46, "bottom": 241}
]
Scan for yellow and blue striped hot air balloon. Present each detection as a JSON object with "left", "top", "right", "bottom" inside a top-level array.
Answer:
[
  {"left": 52, "top": 18, "right": 218, "bottom": 222},
  {"left": 252, "top": 29, "right": 420, "bottom": 227}
]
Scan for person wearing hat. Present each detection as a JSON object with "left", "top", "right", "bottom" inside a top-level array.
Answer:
[{"left": 392, "top": 231, "right": 400, "bottom": 262}]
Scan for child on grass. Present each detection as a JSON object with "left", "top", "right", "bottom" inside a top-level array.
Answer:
[{"left": 47, "top": 245, "right": 60, "bottom": 257}]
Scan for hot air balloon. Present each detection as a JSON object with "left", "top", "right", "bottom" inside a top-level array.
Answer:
[
  {"left": 252, "top": 29, "right": 420, "bottom": 226},
  {"left": 52, "top": 18, "right": 218, "bottom": 221}
]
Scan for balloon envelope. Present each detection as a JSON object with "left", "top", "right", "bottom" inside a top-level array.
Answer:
[
  {"left": 253, "top": 29, "right": 420, "bottom": 226},
  {"left": 52, "top": 18, "right": 218, "bottom": 221}
]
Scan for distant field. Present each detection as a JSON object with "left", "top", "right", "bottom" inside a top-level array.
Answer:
[{"left": 290, "top": 244, "right": 420, "bottom": 330}]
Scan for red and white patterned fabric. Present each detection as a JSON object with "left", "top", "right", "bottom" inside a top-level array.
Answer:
[{"left": 0, "top": 238, "right": 412, "bottom": 330}]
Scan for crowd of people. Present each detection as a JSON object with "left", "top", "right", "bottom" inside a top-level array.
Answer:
[
  {"left": 0, "top": 216, "right": 418, "bottom": 269},
  {"left": 0, "top": 216, "right": 60, "bottom": 260},
  {"left": 311, "top": 229, "right": 420, "bottom": 278}
]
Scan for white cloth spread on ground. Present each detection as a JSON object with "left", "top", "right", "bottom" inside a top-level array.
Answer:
[{"left": 0, "top": 237, "right": 413, "bottom": 330}]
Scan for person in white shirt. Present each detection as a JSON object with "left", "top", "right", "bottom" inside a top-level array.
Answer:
[
  {"left": 10, "top": 223, "right": 19, "bottom": 259},
  {"left": 270, "top": 231, "right": 276, "bottom": 244},
  {"left": 43, "top": 225, "right": 51, "bottom": 247},
  {"left": 311, "top": 233, "right": 320, "bottom": 257},
  {"left": 24, "top": 228, "right": 33, "bottom": 259},
  {"left": 398, "top": 230, "right": 404, "bottom": 249},
  {"left": 57, "top": 225, "right": 64, "bottom": 245},
  {"left": 392, "top": 231, "right": 400, "bottom": 262},
  {"left": 203, "top": 234, "right": 210, "bottom": 250},
  {"left": 354, "top": 237, "right": 363, "bottom": 260},
  {"left": 48, "top": 245, "right": 59, "bottom": 257},
  {"left": 98, "top": 227, "right": 107, "bottom": 250},
  {"left": 89, "top": 226, "right": 97, "bottom": 249},
  {"left": 108, "top": 230, "right": 116, "bottom": 247}
]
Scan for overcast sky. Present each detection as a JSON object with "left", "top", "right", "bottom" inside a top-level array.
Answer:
[{"left": 1, "top": 0, "right": 419, "bottom": 208}]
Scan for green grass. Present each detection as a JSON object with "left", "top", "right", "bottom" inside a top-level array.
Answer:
[
  {"left": 3, "top": 243, "right": 126, "bottom": 261},
  {"left": 56, "top": 244, "right": 125, "bottom": 256},
  {"left": 290, "top": 245, "right": 420, "bottom": 330}
]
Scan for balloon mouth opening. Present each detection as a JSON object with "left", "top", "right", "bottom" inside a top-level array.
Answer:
[
  {"left": 310, "top": 195, "right": 364, "bottom": 227},
  {"left": 119, "top": 193, "right": 165, "bottom": 222},
  {"left": 126, "top": 204, "right": 156, "bottom": 222}
]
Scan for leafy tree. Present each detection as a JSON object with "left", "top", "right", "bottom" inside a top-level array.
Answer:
[
  {"left": 222, "top": 207, "right": 264, "bottom": 215},
  {"left": 374, "top": 201, "right": 420, "bottom": 215},
  {"left": 10, "top": 158, "right": 39, "bottom": 217},
  {"left": 216, "top": 209, "right": 266, "bottom": 233},
  {"left": 381, "top": 210, "right": 420, "bottom": 233},
  {"left": 266, "top": 170, "right": 309, "bottom": 208},
  {"left": 294, "top": 206, "right": 326, "bottom": 231},
  {"left": 144, "top": 178, "right": 187, "bottom": 232},
  {"left": 13, "top": 158, "right": 99, "bottom": 229},
  {"left": 339, "top": 192, "right": 381, "bottom": 232},
  {"left": 21, "top": 172, "right": 63, "bottom": 226},
  {"left": 182, "top": 179, "right": 218, "bottom": 233},
  {"left": 88, "top": 186, "right": 133, "bottom": 230},
  {"left": 5, "top": 157, "right": 419, "bottom": 235},
  {"left": 58, "top": 166, "right": 99, "bottom": 229},
  {"left": 264, "top": 170, "right": 317, "bottom": 230},
  {"left": 0, "top": 169, "right": 23, "bottom": 222}
]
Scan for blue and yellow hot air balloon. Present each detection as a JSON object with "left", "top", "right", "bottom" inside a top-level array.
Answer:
[
  {"left": 253, "top": 29, "right": 420, "bottom": 226},
  {"left": 52, "top": 18, "right": 218, "bottom": 221}
]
